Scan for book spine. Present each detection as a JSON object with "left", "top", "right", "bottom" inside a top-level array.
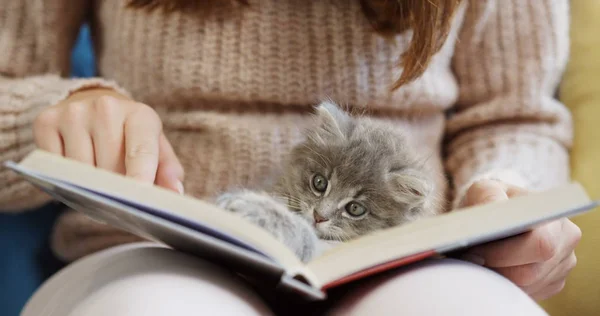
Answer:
[{"left": 276, "top": 274, "right": 327, "bottom": 301}]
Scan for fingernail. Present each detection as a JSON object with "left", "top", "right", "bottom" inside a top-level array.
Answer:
[
  {"left": 461, "top": 253, "right": 485, "bottom": 266},
  {"left": 176, "top": 181, "right": 185, "bottom": 195}
]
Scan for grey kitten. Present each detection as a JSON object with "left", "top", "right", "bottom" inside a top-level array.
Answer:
[{"left": 216, "top": 101, "right": 440, "bottom": 262}]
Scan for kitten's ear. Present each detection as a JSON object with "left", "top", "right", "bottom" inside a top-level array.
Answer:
[
  {"left": 388, "top": 168, "right": 433, "bottom": 207},
  {"left": 314, "top": 101, "right": 352, "bottom": 139}
]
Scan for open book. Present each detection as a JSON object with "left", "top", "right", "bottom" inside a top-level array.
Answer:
[{"left": 4, "top": 150, "right": 598, "bottom": 300}]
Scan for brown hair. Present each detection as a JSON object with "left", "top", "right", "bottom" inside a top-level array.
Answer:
[{"left": 127, "top": 0, "right": 461, "bottom": 90}]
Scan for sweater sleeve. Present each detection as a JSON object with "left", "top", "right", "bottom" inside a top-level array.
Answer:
[
  {"left": 0, "top": 1, "right": 129, "bottom": 211},
  {"left": 446, "top": 0, "right": 572, "bottom": 209}
]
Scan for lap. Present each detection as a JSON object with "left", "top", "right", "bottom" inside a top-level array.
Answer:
[
  {"left": 327, "top": 258, "right": 548, "bottom": 316},
  {"left": 22, "top": 243, "right": 547, "bottom": 316},
  {"left": 21, "top": 242, "right": 274, "bottom": 316}
]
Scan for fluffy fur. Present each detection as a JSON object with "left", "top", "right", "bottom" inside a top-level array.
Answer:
[{"left": 216, "top": 101, "right": 440, "bottom": 262}]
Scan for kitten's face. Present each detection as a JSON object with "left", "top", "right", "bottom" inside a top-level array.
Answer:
[{"left": 276, "top": 102, "right": 437, "bottom": 241}]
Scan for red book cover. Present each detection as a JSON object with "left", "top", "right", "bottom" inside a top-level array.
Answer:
[{"left": 321, "top": 250, "right": 437, "bottom": 291}]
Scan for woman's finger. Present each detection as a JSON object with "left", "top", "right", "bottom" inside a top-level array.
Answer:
[
  {"left": 90, "top": 96, "right": 127, "bottom": 174},
  {"left": 464, "top": 220, "right": 563, "bottom": 268},
  {"left": 521, "top": 252, "right": 577, "bottom": 296},
  {"left": 123, "top": 105, "right": 162, "bottom": 183},
  {"left": 155, "top": 133, "right": 185, "bottom": 193},
  {"left": 494, "top": 261, "right": 547, "bottom": 287},
  {"left": 529, "top": 280, "right": 567, "bottom": 302},
  {"left": 33, "top": 108, "right": 64, "bottom": 155},
  {"left": 58, "top": 103, "right": 96, "bottom": 165},
  {"left": 493, "top": 249, "right": 569, "bottom": 288}
]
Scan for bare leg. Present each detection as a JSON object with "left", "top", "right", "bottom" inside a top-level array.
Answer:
[
  {"left": 21, "top": 242, "right": 273, "bottom": 316},
  {"left": 326, "top": 258, "right": 548, "bottom": 316}
]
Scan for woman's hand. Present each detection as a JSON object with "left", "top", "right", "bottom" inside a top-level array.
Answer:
[
  {"left": 459, "top": 180, "right": 582, "bottom": 301},
  {"left": 33, "top": 88, "right": 184, "bottom": 194}
]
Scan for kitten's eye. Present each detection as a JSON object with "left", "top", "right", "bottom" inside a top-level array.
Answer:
[
  {"left": 345, "top": 201, "right": 367, "bottom": 217},
  {"left": 311, "top": 174, "right": 328, "bottom": 193}
]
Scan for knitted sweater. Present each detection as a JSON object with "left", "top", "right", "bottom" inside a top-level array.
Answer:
[{"left": 0, "top": 0, "right": 572, "bottom": 261}]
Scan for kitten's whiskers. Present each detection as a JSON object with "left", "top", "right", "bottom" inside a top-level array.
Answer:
[
  {"left": 272, "top": 193, "right": 307, "bottom": 212},
  {"left": 327, "top": 226, "right": 353, "bottom": 242}
]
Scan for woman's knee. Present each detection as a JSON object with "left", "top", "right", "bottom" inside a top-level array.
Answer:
[
  {"left": 23, "top": 243, "right": 273, "bottom": 316},
  {"left": 327, "top": 258, "right": 548, "bottom": 316},
  {"left": 70, "top": 264, "right": 271, "bottom": 316}
]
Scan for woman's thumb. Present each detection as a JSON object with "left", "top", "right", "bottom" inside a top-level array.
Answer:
[
  {"left": 461, "top": 179, "right": 509, "bottom": 207},
  {"left": 155, "top": 133, "right": 185, "bottom": 194}
]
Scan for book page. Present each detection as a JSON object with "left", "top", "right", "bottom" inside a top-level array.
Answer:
[
  {"left": 16, "top": 150, "right": 306, "bottom": 274},
  {"left": 306, "top": 183, "right": 594, "bottom": 289}
]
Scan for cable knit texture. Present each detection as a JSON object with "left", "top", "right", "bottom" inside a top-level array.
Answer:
[{"left": 0, "top": 0, "right": 572, "bottom": 261}]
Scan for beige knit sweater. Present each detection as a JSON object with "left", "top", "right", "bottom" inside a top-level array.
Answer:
[{"left": 0, "top": 0, "right": 572, "bottom": 262}]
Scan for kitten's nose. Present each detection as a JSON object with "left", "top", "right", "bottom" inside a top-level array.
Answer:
[{"left": 314, "top": 212, "right": 329, "bottom": 224}]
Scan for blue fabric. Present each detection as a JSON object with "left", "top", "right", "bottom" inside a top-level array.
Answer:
[
  {"left": 71, "top": 24, "right": 97, "bottom": 78},
  {"left": 0, "top": 24, "right": 95, "bottom": 316},
  {"left": 0, "top": 205, "right": 65, "bottom": 316}
]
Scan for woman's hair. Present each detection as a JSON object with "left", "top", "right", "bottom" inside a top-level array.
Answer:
[{"left": 127, "top": 0, "right": 461, "bottom": 89}]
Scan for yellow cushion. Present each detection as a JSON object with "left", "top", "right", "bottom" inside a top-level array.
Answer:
[{"left": 539, "top": 1, "right": 600, "bottom": 315}]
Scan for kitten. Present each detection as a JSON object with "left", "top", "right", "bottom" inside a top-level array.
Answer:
[{"left": 215, "top": 101, "right": 440, "bottom": 262}]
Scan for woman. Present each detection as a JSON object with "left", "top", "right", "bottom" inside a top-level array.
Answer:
[{"left": 1, "top": 0, "right": 580, "bottom": 314}]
